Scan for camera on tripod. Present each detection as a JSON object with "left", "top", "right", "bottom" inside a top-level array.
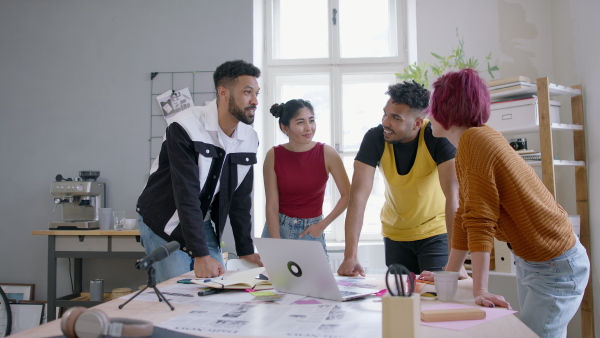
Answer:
[{"left": 509, "top": 137, "right": 528, "bottom": 151}]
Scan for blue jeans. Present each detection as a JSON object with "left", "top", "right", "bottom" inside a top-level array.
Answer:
[
  {"left": 137, "top": 215, "right": 225, "bottom": 283},
  {"left": 514, "top": 238, "right": 589, "bottom": 338},
  {"left": 383, "top": 234, "right": 448, "bottom": 274},
  {"left": 261, "top": 213, "right": 328, "bottom": 256}
]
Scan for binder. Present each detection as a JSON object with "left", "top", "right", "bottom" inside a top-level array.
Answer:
[{"left": 520, "top": 153, "right": 541, "bottom": 161}]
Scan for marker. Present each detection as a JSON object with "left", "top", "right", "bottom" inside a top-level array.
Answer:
[
  {"left": 198, "top": 288, "right": 223, "bottom": 297},
  {"left": 420, "top": 292, "right": 437, "bottom": 301}
]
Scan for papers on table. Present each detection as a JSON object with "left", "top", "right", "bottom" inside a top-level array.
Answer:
[
  {"left": 157, "top": 299, "right": 383, "bottom": 338},
  {"left": 118, "top": 282, "right": 304, "bottom": 306},
  {"left": 118, "top": 283, "right": 202, "bottom": 305},
  {"left": 125, "top": 278, "right": 519, "bottom": 337}
]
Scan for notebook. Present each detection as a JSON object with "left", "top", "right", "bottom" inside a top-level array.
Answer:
[
  {"left": 253, "top": 237, "right": 381, "bottom": 301},
  {"left": 191, "top": 267, "right": 273, "bottom": 290}
]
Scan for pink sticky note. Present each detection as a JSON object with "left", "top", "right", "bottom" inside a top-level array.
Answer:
[
  {"left": 420, "top": 303, "right": 517, "bottom": 331},
  {"left": 294, "top": 299, "right": 322, "bottom": 305}
]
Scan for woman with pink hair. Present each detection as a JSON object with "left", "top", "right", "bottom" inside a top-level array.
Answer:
[{"left": 421, "top": 68, "right": 589, "bottom": 338}]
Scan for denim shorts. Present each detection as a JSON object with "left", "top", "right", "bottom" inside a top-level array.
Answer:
[
  {"left": 261, "top": 213, "right": 328, "bottom": 256},
  {"left": 514, "top": 238, "right": 589, "bottom": 338}
]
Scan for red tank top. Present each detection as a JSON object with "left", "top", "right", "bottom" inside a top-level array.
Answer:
[{"left": 274, "top": 142, "right": 328, "bottom": 218}]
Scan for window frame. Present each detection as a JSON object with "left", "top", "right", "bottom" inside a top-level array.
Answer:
[{"left": 266, "top": 0, "right": 407, "bottom": 67}]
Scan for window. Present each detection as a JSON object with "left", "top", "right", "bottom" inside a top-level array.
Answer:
[{"left": 259, "top": 0, "right": 416, "bottom": 241}]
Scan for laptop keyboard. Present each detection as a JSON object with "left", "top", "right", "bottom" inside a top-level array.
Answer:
[{"left": 340, "top": 290, "right": 359, "bottom": 297}]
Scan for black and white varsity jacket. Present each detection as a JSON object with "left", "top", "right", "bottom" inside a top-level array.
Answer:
[{"left": 136, "top": 99, "right": 258, "bottom": 258}]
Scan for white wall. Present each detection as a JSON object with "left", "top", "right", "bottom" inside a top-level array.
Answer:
[
  {"left": 417, "top": 1, "right": 600, "bottom": 336},
  {"left": 0, "top": 0, "right": 254, "bottom": 299}
]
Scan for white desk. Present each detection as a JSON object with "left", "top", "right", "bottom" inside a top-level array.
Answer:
[{"left": 13, "top": 271, "right": 537, "bottom": 338}]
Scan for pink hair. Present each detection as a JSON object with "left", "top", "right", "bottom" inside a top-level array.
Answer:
[{"left": 427, "top": 68, "right": 491, "bottom": 129}]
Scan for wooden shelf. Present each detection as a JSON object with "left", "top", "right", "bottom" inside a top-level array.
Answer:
[
  {"left": 501, "top": 123, "right": 583, "bottom": 134},
  {"left": 525, "top": 160, "right": 585, "bottom": 167},
  {"left": 490, "top": 82, "right": 582, "bottom": 101}
]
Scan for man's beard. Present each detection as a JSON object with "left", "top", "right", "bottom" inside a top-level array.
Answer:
[{"left": 229, "top": 96, "right": 255, "bottom": 125}]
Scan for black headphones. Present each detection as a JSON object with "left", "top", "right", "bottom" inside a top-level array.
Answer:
[{"left": 60, "top": 307, "right": 153, "bottom": 338}]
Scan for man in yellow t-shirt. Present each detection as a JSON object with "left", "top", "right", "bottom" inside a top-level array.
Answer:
[{"left": 337, "top": 81, "right": 459, "bottom": 275}]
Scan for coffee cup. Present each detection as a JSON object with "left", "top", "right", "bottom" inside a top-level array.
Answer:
[
  {"left": 434, "top": 271, "right": 459, "bottom": 301},
  {"left": 124, "top": 218, "right": 137, "bottom": 230}
]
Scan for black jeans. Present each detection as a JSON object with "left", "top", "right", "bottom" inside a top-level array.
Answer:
[{"left": 384, "top": 233, "right": 448, "bottom": 274}]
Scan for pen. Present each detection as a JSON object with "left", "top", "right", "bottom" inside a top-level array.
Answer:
[{"left": 198, "top": 288, "right": 223, "bottom": 297}]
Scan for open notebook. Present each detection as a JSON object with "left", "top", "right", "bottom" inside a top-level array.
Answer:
[
  {"left": 254, "top": 238, "right": 381, "bottom": 301},
  {"left": 191, "top": 267, "right": 273, "bottom": 290}
]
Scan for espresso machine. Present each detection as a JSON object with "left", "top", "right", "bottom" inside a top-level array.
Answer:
[{"left": 49, "top": 171, "right": 105, "bottom": 229}]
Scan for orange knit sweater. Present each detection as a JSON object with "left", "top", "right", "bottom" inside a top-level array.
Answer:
[{"left": 452, "top": 125, "right": 575, "bottom": 262}]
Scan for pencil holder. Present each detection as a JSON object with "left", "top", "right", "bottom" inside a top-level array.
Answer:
[{"left": 382, "top": 293, "right": 421, "bottom": 338}]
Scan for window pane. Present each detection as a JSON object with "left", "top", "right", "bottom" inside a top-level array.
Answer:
[
  {"left": 338, "top": 0, "right": 397, "bottom": 58},
  {"left": 342, "top": 73, "right": 396, "bottom": 152},
  {"left": 272, "top": 0, "right": 329, "bottom": 59},
  {"left": 342, "top": 155, "right": 384, "bottom": 235},
  {"left": 274, "top": 74, "right": 331, "bottom": 146}
]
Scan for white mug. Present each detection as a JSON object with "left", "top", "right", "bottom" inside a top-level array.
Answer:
[{"left": 434, "top": 271, "right": 459, "bottom": 301}]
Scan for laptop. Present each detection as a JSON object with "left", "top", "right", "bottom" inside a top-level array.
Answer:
[{"left": 253, "top": 237, "right": 381, "bottom": 301}]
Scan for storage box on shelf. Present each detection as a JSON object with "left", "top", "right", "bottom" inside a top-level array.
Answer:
[{"left": 489, "top": 97, "right": 560, "bottom": 133}]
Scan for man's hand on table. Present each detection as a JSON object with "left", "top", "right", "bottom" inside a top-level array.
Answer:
[
  {"left": 194, "top": 255, "right": 225, "bottom": 278},
  {"left": 240, "top": 253, "right": 263, "bottom": 267},
  {"left": 337, "top": 258, "right": 366, "bottom": 277}
]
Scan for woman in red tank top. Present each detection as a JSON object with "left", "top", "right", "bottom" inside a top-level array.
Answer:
[{"left": 261, "top": 99, "right": 350, "bottom": 255}]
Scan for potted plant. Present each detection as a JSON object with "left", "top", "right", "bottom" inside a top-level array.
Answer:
[{"left": 396, "top": 29, "right": 499, "bottom": 88}]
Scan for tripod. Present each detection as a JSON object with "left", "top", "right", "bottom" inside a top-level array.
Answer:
[{"left": 119, "top": 266, "right": 174, "bottom": 311}]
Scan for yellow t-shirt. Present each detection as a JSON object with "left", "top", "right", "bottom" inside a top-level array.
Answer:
[{"left": 379, "top": 121, "right": 447, "bottom": 241}]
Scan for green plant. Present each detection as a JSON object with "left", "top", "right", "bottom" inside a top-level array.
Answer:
[{"left": 396, "top": 29, "right": 499, "bottom": 88}]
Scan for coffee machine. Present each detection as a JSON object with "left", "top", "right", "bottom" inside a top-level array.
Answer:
[{"left": 49, "top": 171, "right": 105, "bottom": 229}]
